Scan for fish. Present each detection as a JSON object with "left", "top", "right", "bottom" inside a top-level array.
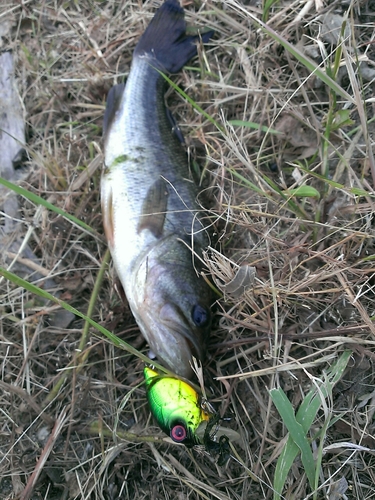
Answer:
[{"left": 101, "top": 0, "right": 214, "bottom": 378}]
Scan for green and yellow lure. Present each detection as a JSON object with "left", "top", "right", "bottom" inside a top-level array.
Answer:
[
  {"left": 144, "top": 366, "right": 211, "bottom": 447},
  {"left": 144, "top": 367, "right": 240, "bottom": 465}
]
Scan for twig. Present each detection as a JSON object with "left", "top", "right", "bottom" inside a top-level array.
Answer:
[{"left": 20, "top": 408, "right": 68, "bottom": 500}]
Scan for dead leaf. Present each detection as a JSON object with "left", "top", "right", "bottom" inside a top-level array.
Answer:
[
  {"left": 219, "top": 264, "right": 256, "bottom": 298},
  {"left": 328, "top": 476, "right": 349, "bottom": 500},
  {"left": 275, "top": 114, "right": 319, "bottom": 160}
]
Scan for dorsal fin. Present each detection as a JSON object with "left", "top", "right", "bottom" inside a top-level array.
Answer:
[{"left": 103, "top": 83, "right": 125, "bottom": 147}]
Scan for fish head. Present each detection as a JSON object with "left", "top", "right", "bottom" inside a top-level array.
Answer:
[
  {"left": 144, "top": 366, "right": 210, "bottom": 446},
  {"left": 131, "top": 242, "right": 213, "bottom": 378}
]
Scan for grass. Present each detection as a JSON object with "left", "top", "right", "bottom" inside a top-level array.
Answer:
[{"left": 1, "top": 0, "right": 375, "bottom": 499}]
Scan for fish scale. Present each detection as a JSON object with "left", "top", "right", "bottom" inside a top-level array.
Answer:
[{"left": 101, "top": 0, "right": 214, "bottom": 378}]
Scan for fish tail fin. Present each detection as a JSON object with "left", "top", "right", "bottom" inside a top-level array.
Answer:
[{"left": 134, "top": 0, "right": 213, "bottom": 73}]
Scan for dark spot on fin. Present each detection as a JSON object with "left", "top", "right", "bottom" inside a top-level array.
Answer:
[
  {"left": 134, "top": 0, "right": 214, "bottom": 73},
  {"left": 166, "top": 107, "right": 185, "bottom": 144},
  {"left": 103, "top": 83, "right": 125, "bottom": 147},
  {"left": 138, "top": 178, "right": 168, "bottom": 238}
]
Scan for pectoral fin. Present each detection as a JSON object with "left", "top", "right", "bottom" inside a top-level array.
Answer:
[
  {"left": 102, "top": 189, "right": 115, "bottom": 248},
  {"left": 138, "top": 178, "right": 168, "bottom": 238}
]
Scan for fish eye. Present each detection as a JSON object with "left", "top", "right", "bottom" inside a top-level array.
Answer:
[
  {"left": 171, "top": 424, "right": 187, "bottom": 442},
  {"left": 192, "top": 305, "right": 209, "bottom": 327}
]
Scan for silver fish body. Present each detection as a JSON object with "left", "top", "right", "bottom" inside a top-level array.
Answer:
[{"left": 101, "top": 0, "right": 213, "bottom": 378}]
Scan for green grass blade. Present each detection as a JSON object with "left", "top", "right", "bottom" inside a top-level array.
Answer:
[
  {"left": 0, "top": 176, "right": 95, "bottom": 234},
  {"left": 272, "top": 351, "right": 351, "bottom": 499},
  {"left": 158, "top": 70, "right": 223, "bottom": 132},
  {"left": 225, "top": 167, "right": 274, "bottom": 198},
  {"left": 0, "top": 265, "right": 169, "bottom": 375},
  {"left": 273, "top": 436, "right": 300, "bottom": 500},
  {"left": 78, "top": 248, "right": 111, "bottom": 355},
  {"left": 262, "top": 174, "right": 308, "bottom": 218},
  {"left": 296, "top": 165, "right": 373, "bottom": 197},
  {"left": 228, "top": 119, "right": 281, "bottom": 135},
  {"left": 241, "top": 12, "right": 353, "bottom": 103},
  {"left": 297, "top": 351, "right": 351, "bottom": 429},
  {"left": 270, "top": 387, "right": 316, "bottom": 489},
  {"left": 262, "top": 0, "right": 279, "bottom": 22},
  {"left": 283, "top": 186, "right": 320, "bottom": 199},
  {"left": 261, "top": 27, "right": 352, "bottom": 103}
]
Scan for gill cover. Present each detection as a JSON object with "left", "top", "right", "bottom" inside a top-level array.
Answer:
[{"left": 144, "top": 367, "right": 210, "bottom": 447}]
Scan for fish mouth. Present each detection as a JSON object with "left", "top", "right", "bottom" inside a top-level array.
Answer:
[
  {"left": 165, "top": 320, "right": 203, "bottom": 363},
  {"left": 159, "top": 303, "right": 204, "bottom": 359},
  {"left": 141, "top": 304, "right": 204, "bottom": 378}
]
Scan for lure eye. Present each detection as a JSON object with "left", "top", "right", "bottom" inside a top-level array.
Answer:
[
  {"left": 192, "top": 305, "right": 209, "bottom": 327},
  {"left": 171, "top": 424, "right": 187, "bottom": 442}
]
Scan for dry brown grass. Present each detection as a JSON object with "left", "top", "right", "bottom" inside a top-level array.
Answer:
[{"left": 1, "top": 0, "right": 375, "bottom": 498}]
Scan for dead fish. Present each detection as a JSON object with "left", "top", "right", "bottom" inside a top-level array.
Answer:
[{"left": 101, "top": 0, "right": 214, "bottom": 378}]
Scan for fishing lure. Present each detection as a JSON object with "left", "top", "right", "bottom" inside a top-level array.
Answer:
[{"left": 144, "top": 367, "right": 238, "bottom": 464}]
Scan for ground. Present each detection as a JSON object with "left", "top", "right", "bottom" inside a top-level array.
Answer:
[{"left": 1, "top": 0, "right": 375, "bottom": 499}]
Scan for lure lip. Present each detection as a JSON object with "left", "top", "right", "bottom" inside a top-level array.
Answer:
[{"left": 195, "top": 420, "right": 241, "bottom": 444}]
